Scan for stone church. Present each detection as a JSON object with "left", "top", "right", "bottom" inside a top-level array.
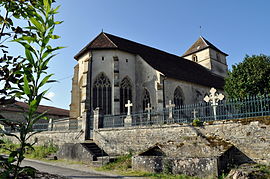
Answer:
[{"left": 69, "top": 32, "right": 228, "bottom": 131}]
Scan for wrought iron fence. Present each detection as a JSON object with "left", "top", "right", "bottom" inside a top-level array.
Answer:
[
  {"left": 101, "top": 95, "right": 270, "bottom": 128},
  {"left": 2, "top": 118, "right": 75, "bottom": 133}
]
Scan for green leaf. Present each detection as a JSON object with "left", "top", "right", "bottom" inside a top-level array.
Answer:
[
  {"left": 52, "top": 5, "right": 61, "bottom": 14},
  {"left": 25, "top": 48, "right": 34, "bottom": 64},
  {"left": 15, "top": 41, "right": 38, "bottom": 58},
  {"left": 51, "top": 35, "right": 60, "bottom": 39},
  {"left": 42, "top": 46, "right": 64, "bottom": 60},
  {"left": 23, "top": 75, "right": 31, "bottom": 95},
  {"left": 31, "top": 111, "right": 48, "bottom": 126},
  {"left": 43, "top": 0, "right": 50, "bottom": 14},
  {"left": 38, "top": 74, "right": 53, "bottom": 88},
  {"left": 2, "top": 132, "right": 21, "bottom": 142},
  {"left": 30, "top": 99, "right": 38, "bottom": 113},
  {"left": 54, "top": 21, "right": 63, "bottom": 24},
  {"left": 30, "top": 17, "right": 44, "bottom": 32}
]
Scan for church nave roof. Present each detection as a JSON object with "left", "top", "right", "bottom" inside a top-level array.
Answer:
[{"left": 74, "top": 32, "right": 225, "bottom": 89}]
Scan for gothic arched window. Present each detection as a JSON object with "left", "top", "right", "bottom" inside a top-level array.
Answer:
[
  {"left": 120, "top": 77, "right": 132, "bottom": 114},
  {"left": 142, "top": 89, "right": 151, "bottom": 111},
  {"left": 93, "top": 73, "right": 112, "bottom": 115},
  {"left": 174, "top": 86, "right": 184, "bottom": 108}
]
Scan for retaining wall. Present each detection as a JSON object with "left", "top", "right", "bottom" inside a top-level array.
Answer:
[
  {"left": 6, "top": 130, "right": 84, "bottom": 146},
  {"left": 93, "top": 118, "right": 270, "bottom": 165}
]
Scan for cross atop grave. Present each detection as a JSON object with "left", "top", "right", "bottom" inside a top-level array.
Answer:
[
  {"left": 204, "top": 88, "right": 224, "bottom": 106},
  {"left": 125, "top": 100, "right": 133, "bottom": 116},
  {"left": 204, "top": 87, "right": 224, "bottom": 120},
  {"left": 166, "top": 100, "right": 175, "bottom": 119},
  {"left": 192, "top": 109, "right": 198, "bottom": 119},
  {"left": 145, "top": 103, "right": 152, "bottom": 121}
]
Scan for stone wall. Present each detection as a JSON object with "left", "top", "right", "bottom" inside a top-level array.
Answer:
[
  {"left": 7, "top": 130, "right": 84, "bottom": 147},
  {"left": 93, "top": 118, "right": 270, "bottom": 165},
  {"left": 132, "top": 156, "right": 218, "bottom": 178}
]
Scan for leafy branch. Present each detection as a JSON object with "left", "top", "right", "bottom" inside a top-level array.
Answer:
[{"left": 0, "top": 0, "right": 62, "bottom": 178}]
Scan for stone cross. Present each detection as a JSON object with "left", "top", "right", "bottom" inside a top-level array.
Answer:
[
  {"left": 125, "top": 100, "right": 133, "bottom": 116},
  {"left": 145, "top": 103, "right": 152, "bottom": 121},
  {"left": 166, "top": 100, "right": 175, "bottom": 119},
  {"left": 204, "top": 87, "right": 224, "bottom": 120},
  {"left": 192, "top": 109, "right": 198, "bottom": 119}
]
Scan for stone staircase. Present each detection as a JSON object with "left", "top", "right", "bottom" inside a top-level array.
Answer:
[
  {"left": 57, "top": 141, "right": 116, "bottom": 166},
  {"left": 92, "top": 156, "right": 117, "bottom": 167},
  {"left": 81, "top": 141, "right": 117, "bottom": 167},
  {"left": 81, "top": 141, "right": 108, "bottom": 160}
]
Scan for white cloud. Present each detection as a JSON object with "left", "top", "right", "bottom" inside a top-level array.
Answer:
[{"left": 45, "top": 92, "right": 55, "bottom": 100}]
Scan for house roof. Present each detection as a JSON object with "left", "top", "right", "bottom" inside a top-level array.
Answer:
[
  {"left": 182, "top": 36, "right": 228, "bottom": 57},
  {"left": 0, "top": 101, "right": 69, "bottom": 117},
  {"left": 74, "top": 32, "right": 225, "bottom": 89}
]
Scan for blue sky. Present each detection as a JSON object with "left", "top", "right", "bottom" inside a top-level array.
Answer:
[{"left": 31, "top": 0, "right": 270, "bottom": 109}]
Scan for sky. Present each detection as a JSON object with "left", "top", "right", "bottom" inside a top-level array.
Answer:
[{"left": 5, "top": 0, "right": 270, "bottom": 110}]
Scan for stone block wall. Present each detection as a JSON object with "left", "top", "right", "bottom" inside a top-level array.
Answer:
[
  {"left": 171, "top": 157, "right": 218, "bottom": 178},
  {"left": 94, "top": 118, "right": 270, "bottom": 165},
  {"left": 7, "top": 130, "right": 84, "bottom": 147},
  {"left": 57, "top": 143, "right": 94, "bottom": 164},
  {"left": 132, "top": 156, "right": 218, "bottom": 178},
  {"left": 132, "top": 156, "right": 163, "bottom": 173}
]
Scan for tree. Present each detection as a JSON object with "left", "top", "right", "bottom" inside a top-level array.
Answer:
[
  {"left": 0, "top": 0, "right": 62, "bottom": 178},
  {"left": 225, "top": 54, "right": 270, "bottom": 99},
  {"left": 0, "top": 0, "right": 40, "bottom": 105}
]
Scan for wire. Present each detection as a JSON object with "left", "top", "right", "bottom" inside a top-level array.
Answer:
[{"left": 57, "top": 75, "right": 73, "bottom": 81}]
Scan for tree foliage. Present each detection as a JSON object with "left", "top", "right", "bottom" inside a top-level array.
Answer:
[
  {"left": 0, "top": 0, "right": 41, "bottom": 105},
  {"left": 225, "top": 54, "right": 270, "bottom": 99},
  {"left": 0, "top": 0, "right": 62, "bottom": 178}
]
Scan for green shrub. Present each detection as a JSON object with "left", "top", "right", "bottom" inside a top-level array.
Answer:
[
  {"left": 101, "top": 153, "right": 132, "bottom": 170},
  {"left": 26, "top": 143, "right": 58, "bottom": 159},
  {"left": 192, "top": 118, "right": 203, "bottom": 126}
]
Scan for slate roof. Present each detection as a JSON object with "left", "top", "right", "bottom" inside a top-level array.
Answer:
[
  {"left": 0, "top": 101, "right": 69, "bottom": 117},
  {"left": 182, "top": 36, "right": 228, "bottom": 57},
  {"left": 74, "top": 32, "right": 225, "bottom": 89}
]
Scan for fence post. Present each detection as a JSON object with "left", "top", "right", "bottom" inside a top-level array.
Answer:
[
  {"left": 48, "top": 118, "right": 53, "bottom": 131},
  {"left": 93, "top": 107, "right": 102, "bottom": 130}
]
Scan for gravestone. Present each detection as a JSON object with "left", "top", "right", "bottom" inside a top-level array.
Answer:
[{"left": 124, "top": 100, "right": 133, "bottom": 126}]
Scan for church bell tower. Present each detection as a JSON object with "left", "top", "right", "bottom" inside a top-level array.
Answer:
[{"left": 182, "top": 36, "right": 228, "bottom": 78}]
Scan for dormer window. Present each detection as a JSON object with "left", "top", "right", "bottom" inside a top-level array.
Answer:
[{"left": 192, "top": 55, "right": 198, "bottom": 62}]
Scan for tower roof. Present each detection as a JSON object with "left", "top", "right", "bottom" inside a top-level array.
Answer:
[
  {"left": 74, "top": 32, "right": 225, "bottom": 89},
  {"left": 182, "top": 36, "right": 228, "bottom": 57}
]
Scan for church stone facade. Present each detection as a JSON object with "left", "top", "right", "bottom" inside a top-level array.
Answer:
[{"left": 69, "top": 32, "right": 228, "bottom": 137}]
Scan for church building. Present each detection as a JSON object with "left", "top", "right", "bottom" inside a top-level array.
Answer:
[{"left": 69, "top": 32, "right": 228, "bottom": 129}]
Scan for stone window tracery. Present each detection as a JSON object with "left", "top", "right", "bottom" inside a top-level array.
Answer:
[
  {"left": 93, "top": 73, "right": 112, "bottom": 114},
  {"left": 174, "top": 86, "right": 184, "bottom": 108},
  {"left": 120, "top": 77, "right": 132, "bottom": 114},
  {"left": 142, "top": 89, "right": 151, "bottom": 111}
]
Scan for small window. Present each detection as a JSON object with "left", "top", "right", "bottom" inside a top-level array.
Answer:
[
  {"left": 102, "top": 56, "right": 104, "bottom": 61},
  {"left": 126, "top": 59, "right": 128, "bottom": 63},
  {"left": 192, "top": 55, "right": 198, "bottom": 62},
  {"left": 216, "top": 53, "right": 220, "bottom": 61}
]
